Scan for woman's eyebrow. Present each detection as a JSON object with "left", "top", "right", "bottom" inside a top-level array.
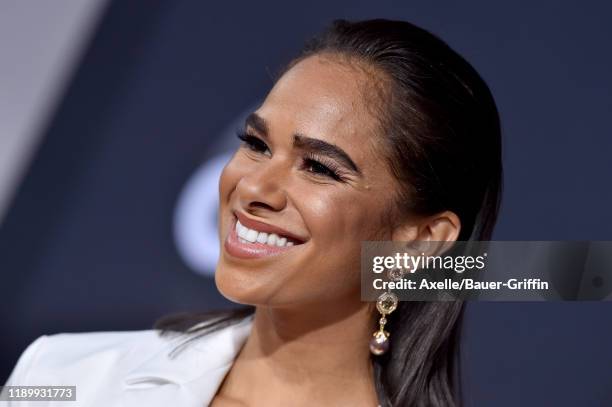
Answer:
[
  {"left": 293, "top": 134, "right": 362, "bottom": 175},
  {"left": 244, "top": 112, "right": 362, "bottom": 176},
  {"left": 245, "top": 113, "right": 269, "bottom": 138}
]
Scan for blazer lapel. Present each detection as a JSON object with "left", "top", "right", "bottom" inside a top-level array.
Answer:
[{"left": 120, "top": 315, "right": 253, "bottom": 407}]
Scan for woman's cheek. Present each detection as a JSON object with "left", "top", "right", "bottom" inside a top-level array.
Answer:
[
  {"left": 300, "top": 194, "right": 362, "bottom": 248},
  {"left": 219, "top": 156, "right": 248, "bottom": 196},
  {"left": 298, "top": 195, "right": 337, "bottom": 231}
]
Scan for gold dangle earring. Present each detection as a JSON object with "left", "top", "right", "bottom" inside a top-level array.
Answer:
[{"left": 369, "top": 290, "right": 398, "bottom": 356}]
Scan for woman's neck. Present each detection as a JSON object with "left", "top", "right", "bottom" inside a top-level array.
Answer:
[{"left": 214, "top": 301, "right": 379, "bottom": 406}]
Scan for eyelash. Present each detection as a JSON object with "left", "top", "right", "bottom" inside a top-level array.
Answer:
[{"left": 236, "top": 130, "right": 344, "bottom": 182}]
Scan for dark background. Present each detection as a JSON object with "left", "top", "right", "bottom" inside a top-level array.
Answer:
[{"left": 1, "top": 1, "right": 611, "bottom": 405}]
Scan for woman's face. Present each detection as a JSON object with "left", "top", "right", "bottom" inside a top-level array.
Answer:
[{"left": 216, "top": 54, "right": 402, "bottom": 309}]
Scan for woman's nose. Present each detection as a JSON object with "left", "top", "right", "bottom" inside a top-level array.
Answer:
[{"left": 236, "top": 162, "right": 288, "bottom": 214}]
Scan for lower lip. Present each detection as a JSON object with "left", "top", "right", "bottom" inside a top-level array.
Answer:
[{"left": 224, "top": 217, "right": 301, "bottom": 259}]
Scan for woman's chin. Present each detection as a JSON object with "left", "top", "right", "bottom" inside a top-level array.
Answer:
[{"left": 214, "top": 263, "right": 273, "bottom": 306}]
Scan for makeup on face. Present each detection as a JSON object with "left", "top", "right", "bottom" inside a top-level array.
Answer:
[
  {"left": 215, "top": 55, "right": 392, "bottom": 307},
  {"left": 240, "top": 112, "right": 363, "bottom": 182}
]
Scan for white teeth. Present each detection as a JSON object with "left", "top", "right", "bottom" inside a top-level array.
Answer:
[
  {"left": 235, "top": 219, "right": 297, "bottom": 248},
  {"left": 266, "top": 234, "right": 277, "bottom": 246},
  {"left": 245, "top": 229, "right": 258, "bottom": 243},
  {"left": 237, "top": 221, "right": 248, "bottom": 239}
]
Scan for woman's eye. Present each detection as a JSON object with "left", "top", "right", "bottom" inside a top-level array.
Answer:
[
  {"left": 303, "top": 158, "right": 342, "bottom": 181},
  {"left": 236, "top": 131, "right": 271, "bottom": 156}
]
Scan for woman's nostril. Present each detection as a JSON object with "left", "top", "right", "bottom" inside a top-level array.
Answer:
[{"left": 249, "top": 202, "right": 275, "bottom": 211}]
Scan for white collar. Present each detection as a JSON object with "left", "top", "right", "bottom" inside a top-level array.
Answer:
[{"left": 121, "top": 315, "right": 254, "bottom": 406}]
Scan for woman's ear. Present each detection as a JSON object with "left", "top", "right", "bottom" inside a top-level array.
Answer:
[
  {"left": 422, "top": 210, "right": 461, "bottom": 242},
  {"left": 392, "top": 210, "right": 461, "bottom": 243},
  {"left": 391, "top": 210, "right": 461, "bottom": 257}
]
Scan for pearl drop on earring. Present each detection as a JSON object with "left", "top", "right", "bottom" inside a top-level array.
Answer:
[{"left": 369, "top": 291, "right": 398, "bottom": 356}]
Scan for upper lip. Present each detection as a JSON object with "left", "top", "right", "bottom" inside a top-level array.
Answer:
[{"left": 233, "top": 210, "right": 308, "bottom": 244}]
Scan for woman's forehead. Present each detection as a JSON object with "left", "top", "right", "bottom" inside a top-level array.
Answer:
[{"left": 258, "top": 55, "right": 380, "bottom": 152}]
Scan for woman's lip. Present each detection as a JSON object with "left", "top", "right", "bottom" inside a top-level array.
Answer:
[
  {"left": 224, "top": 216, "right": 302, "bottom": 259},
  {"left": 233, "top": 210, "right": 307, "bottom": 243}
]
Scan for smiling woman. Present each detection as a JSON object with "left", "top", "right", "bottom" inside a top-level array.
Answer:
[
  {"left": 4, "top": 18, "right": 502, "bottom": 407},
  {"left": 164, "top": 18, "right": 501, "bottom": 407}
]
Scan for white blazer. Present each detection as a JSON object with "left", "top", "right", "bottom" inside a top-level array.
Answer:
[{"left": 3, "top": 315, "right": 254, "bottom": 406}]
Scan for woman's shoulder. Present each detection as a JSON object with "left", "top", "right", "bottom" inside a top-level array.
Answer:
[
  {"left": 5, "top": 329, "right": 169, "bottom": 386},
  {"left": 5, "top": 315, "right": 254, "bottom": 405}
]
